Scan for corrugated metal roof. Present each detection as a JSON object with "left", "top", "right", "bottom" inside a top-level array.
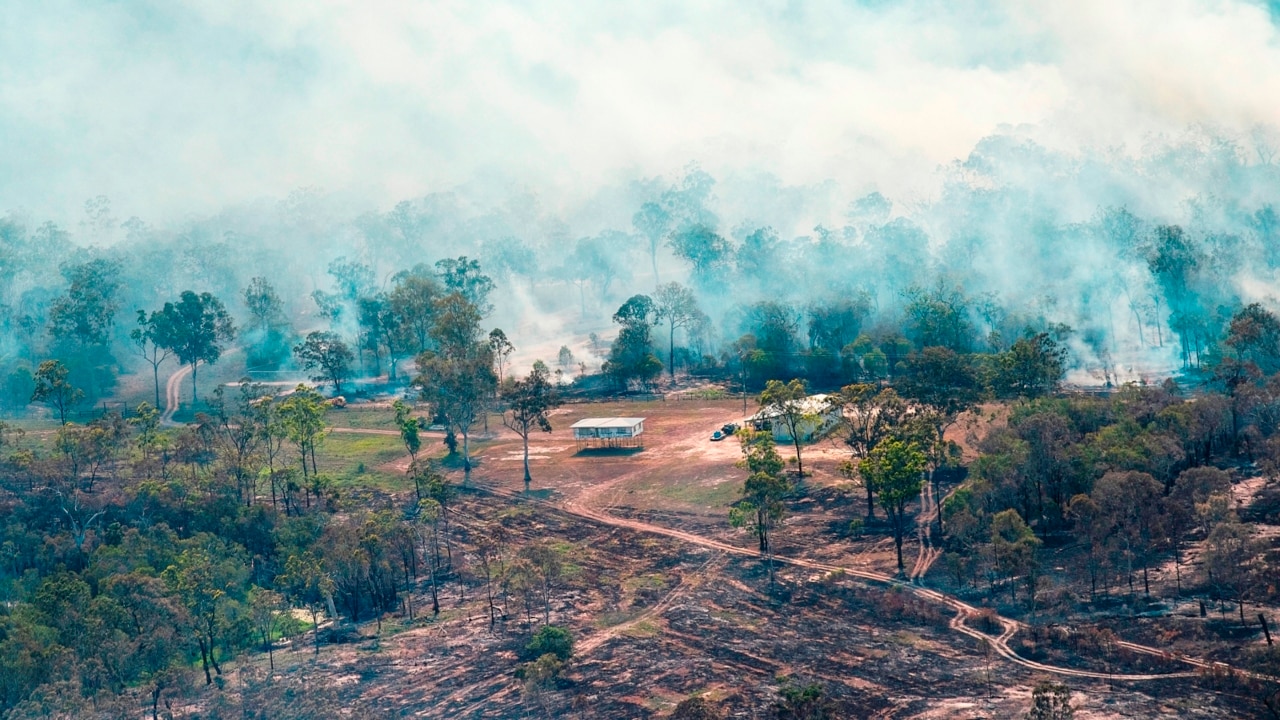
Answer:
[{"left": 570, "top": 417, "right": 646, "bottom": 429}]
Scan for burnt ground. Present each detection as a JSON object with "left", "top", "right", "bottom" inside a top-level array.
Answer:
[
  {"left": 206, "top": 492, "right": 1267, "bottom": 719},
  {"left": 181, "top": 399, "right": 1280, "bottom": 718}
]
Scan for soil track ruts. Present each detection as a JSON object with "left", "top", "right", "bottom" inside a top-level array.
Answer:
[
  {"left": 160, "top": 348, "right": 241, "bottom": 425},
  {"left": 909, "top": 480, "right": 942, "bottom": 581},
  {"left": 475, "top": 473, "right": 1279, "bottom": 686},
  {"left": 576, "top": 552, "right": 723, "bottom": 656},
  {"left": 161, "top": 362, "right": 193, "bottom": 425},
  {"left": 154, "top": 361, "right": 1275, "bottom": 691}
]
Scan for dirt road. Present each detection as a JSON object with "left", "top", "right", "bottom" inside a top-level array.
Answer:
[
  {"left": 161, "top": 362, "right": 194, "bottom": 425},
  {"left": 474, "top": 472, "right": 1277, "bottom": 686}
]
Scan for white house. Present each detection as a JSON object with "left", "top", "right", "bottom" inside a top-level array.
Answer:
[
  {"left": 571, "top": 417, "right": 646, "bottom": 448},
  {"left": 748, "top": 393, "right": 839, "bottom": 443}
]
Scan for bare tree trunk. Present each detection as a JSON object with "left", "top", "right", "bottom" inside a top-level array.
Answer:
[
  {"left": 462, "top": 429, "right": 471, "bottom": 484},
  {"left": 198, "top": 637, "right": 212, "bottom": 685},
  {"left": 669, "top": 321, "right": 677, "bottom": 379},
  {"left": 311, "top": 609, "right": 320, "bottom": 656},
  {"left": 523, "top": 432, "right": 532, "bottom": 492}
]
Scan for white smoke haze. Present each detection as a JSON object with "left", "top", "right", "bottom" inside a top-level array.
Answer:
[
  {"left": 3, "top": 0, "right": 1278, "bottom": 224},
  {"left": 4, "top": 0, "right": 1280, "bottom": 385}
]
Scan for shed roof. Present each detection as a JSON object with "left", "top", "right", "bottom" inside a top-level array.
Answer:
[{"left": 570, "top": 417, "right": 646, "bottom": 429}]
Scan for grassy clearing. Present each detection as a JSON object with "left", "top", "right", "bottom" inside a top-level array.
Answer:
[
  {"left": 316, "top": 432, "right": 407, "bottom": 471},
  {"left": 657, "top": 476, "right": 741, "bottom": 508},
  {"left": 0, "top": 416, "right": 61, "bottom": 432},
  {"left": 313, "top": 432, "right": 414, "bottom": 494},
  {"left": 326, "top": 405, "right": 403, "bottom": 431}
]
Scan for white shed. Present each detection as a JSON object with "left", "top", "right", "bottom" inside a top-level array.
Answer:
[
  {"left": 748, "top": 393, "right": 839, "bottom": 443},
  {"left": 571, "top": 417, "right": 646, "bottom": 448}
]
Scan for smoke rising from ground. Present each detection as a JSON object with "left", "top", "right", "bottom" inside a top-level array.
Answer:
[{"left": 4, "top": 1, "right": 1280, "bottom": 394}]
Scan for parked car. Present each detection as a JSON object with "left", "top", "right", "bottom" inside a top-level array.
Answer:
[
  {"left": 710, "top": 430, "right": 725, "bottom": 441},
  {"left": 721, "top": 423, "right": 739, "bottom": 435}
]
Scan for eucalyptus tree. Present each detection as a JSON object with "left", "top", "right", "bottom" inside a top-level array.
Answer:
[
  {"left": 31, "top": 359, "right": 83, "bottom": 424},
  {"left": 277, "top": 384, "right": 328, "bottom": 489},
  {"left": 832, "top": 384, "right": 909, "bottom": 519},
  {"left": 500, "top": 362, "right": 562, "bottom": 492},
  {"left": 859, "top": 438, "right": 926, "bottom": 573},
  {"left": 242, "top": 276, "right": 291, "bottom": 369},
  {"left": 413, "top": 292, "right": 496, "bottom": 482},
  {"left": 204, "top": 382, "right": 267, "bottom": 507},
  {"left": 387, "top": 266, "right": 443, "bottom": 356},
  {"left": 48, "top": 258, "right": 122, "bottom": 352},
  {"left": 277, "top": 552, "right": 336, "bottom": 656},
  {"left": 990, "top": 509, "right": 1041, "bottom": 605},
  {"left": 632, "top": 201, "right": 671, "bottom": 286},
  {"left": 392, "top": 399, "right": 423, "bottom": 466},
  {"left": 161, "top": 544, "right": 249, "bottom": 685},
  {"left": 293, "top": 331, "right": 355, "bottom": 394},
  {"left": 131, "top": 309, "right": 175, "bottom": 408},
  {"left": 488, "top": 328, "right": 514, "bottom": 382},
  {"left": 603, "top": 294, "right": 662, "bottom": 390},
  {"left": 759, "top": 378, "right": 815, "bottom": 477},
  {"left": 1203, "top": 521, "right": 1263, "bottom": 624},
  {"left": 154, "top": 291, "right": 236, "bottom": 405},
  {"left": 435, "top": 256, "right": 495, "bottom": 315},
  {"left": 653, "top": 281, "right": 703, "bottom": 379},
  {"left": 730, "top": 431, "right": 790, "bottom": 583},
  {"left": 668, "top": 225, "right": 732, "bottom": 288}
]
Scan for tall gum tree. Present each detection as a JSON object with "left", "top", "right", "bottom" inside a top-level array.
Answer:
[
  {"left": 859, "top": 438, "right": 926, "bottom": 573},
  {"left": 131, "top": 309, "right": 175, "bottom": 410},
  {"left": 653, "top": 281, "right": 703, "bottom": 380},
  {"left": 730, "top": 431, "right": 790, "bottom": 583},
  {"left": 759, "top": 378, "right": 816, "bottom": 477},
  {"left": 413, "top": 292, "right": 496, "bottom": 483},
  {"left": 500, "top": 362, "right": 562, "bottom": 493},
  {"left": 832, "top": 384, "right": 908, "bottom": 519},
  {"left": 154, "top": 291, "right": 236, "bottom": 405}
]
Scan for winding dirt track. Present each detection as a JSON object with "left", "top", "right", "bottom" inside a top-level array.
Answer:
[
  {"left": 160, "top": 361, "right": 194, "bottom": 425},
  {"left": 153, "top": 361, "right": 1274, "bottom": 689},
  {"left": 475, "top": 475, "right": 1278, "bottom": 686}
]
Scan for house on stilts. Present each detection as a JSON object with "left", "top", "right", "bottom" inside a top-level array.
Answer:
[{"left": 571, "top": 417, "right": 646, "bottom": 449}]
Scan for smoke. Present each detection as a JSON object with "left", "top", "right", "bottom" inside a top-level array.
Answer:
[
  {"left": 4, "top": 1, "right": 1280, "bottom": 393},
  {"left": 5, "top": 1, "right": 1280, "bottom": 225}
]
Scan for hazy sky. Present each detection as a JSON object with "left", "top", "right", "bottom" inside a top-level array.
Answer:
[{"left": 4, "top": 0, "right": 1280, "bottom": 226}]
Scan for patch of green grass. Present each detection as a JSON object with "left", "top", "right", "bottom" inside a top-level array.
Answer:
[
  {"left": 0, "top": 417, "right": 60, "bottom": 433},
  {"left": 656, "top": 477, "right": 742, "bottom": 508},
  {"left": 498, "top": 505, "right": 536, "bottom": 520},
  {"left": 325, "top": 406, "right": 402, "bottom": 431},
  {"left": 547, "top": 539, "right": 579, "bottom": 555},
  {"left": 623, "top": 573, "right": 668, "bottom": 594},
  {"left": 332, "top": 470, "right": 412, "bottom": 494},
  {"left": 890, "top": 630, "right": 924, "bottom": 647},
  {"left": 315, "top": 432, "right": 407, "bottom": 474},
  {"left": 623, "top": 620, "right": 660, "bottom": 638}
]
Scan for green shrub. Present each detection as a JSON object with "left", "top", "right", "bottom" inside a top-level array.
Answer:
[{"left": 523, "top": 625, "right": 574, "bottom": 662}]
